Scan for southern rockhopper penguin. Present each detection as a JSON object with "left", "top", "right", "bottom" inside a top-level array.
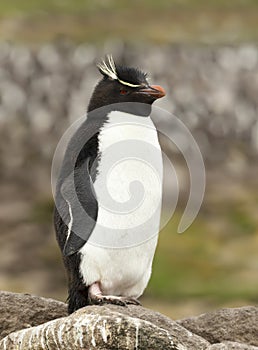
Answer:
[{"left": 54, "top": 55, "right": 166, "bottom": 314}]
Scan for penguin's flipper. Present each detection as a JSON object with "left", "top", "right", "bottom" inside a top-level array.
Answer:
[
  {"left": 61, "top": 157, "right": 98, "bottom": 256},
  {"left": 62, "top": 232, "right": 86, "bottom": 257}
]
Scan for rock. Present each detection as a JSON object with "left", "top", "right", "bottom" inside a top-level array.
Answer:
[
  {"left": 0, "top": 292, "right": 208, "bottom": 350},
  {"left": 0, "top": 304, "right": 207, "bottom": 350},
  {"left": 179, "top": 306, "right": 258, "bottom": 346},
  {"left": 0, "top": 291, "right": 67, "bottom": 340},
  {"left": 1, "top": 292, "right": 257, "bottom": 349},
  {"left": 0, "top": 306, "right": 204, "bottom": 350},
  {"left": 207, "top": 341, "right": 258, "bottom": 349},
  {"left": 102, "top": 304, "right": 209, "bottom": 349}
]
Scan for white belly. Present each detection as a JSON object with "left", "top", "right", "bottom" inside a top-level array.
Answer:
[
  {"left": 79, "top": 236, "right": 158, "bottom": 297},
  {"left": 80, "top": 110, "right": 163, "bottom": 297}
]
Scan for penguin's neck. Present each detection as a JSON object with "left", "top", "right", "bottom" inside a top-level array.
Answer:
[
  {"left": 88, "top": 102, "right": 152, "bottom": 118},
  {"left": 99, "top": 110, "right": 158, "bottom": 148}
]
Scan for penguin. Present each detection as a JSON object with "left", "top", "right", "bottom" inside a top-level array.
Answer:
[{"left": 54, "top": 55, "right": 166, "bottom": 314}]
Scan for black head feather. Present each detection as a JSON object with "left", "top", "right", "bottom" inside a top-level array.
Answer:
[
  {"left": 97, "top": 55, "right": 148, "bottom": 87},
  {"left": 115, "top": 65, "right": 148, "bottom": 86}
]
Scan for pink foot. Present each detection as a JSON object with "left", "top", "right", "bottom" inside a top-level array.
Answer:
[{"left": 88, "top": 282, "right": 141, "bottom": 307}]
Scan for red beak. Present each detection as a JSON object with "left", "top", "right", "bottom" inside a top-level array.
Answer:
[{"left": 138, "top": 85, "right": 166, "bottom": 99}]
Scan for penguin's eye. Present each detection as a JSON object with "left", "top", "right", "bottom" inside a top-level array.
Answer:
[{"left": 120, "top": 88, "right": 128, "bottom": 95}]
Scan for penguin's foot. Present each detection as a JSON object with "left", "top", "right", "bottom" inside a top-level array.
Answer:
[
  {"left": 88, "top": 282, "right": 141, "bottom": 307},
  {"left": 89, "top": 294, "right": 141, "bottom": 307}
]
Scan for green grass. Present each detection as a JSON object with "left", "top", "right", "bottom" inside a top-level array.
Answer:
[
  {"left": 146, "top": 203, "right": 258, "bottom": 303},
  {"left": 1, "top": 0, "right": 258, "bottom": 15},
  {"left": 1, "top": 0, "right": 258, "bottom": 44},
  {"left": 145, "top": 208, "right": 257, "bottom": 317}
]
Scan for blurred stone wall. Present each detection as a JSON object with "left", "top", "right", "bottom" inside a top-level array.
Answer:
[{"left": 0, "top": 42, "right": 258, "bottom": 185}]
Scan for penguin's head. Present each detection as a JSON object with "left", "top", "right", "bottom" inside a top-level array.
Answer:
[{"left": 88, "top": 55, "right": 166, "bottom": 112}]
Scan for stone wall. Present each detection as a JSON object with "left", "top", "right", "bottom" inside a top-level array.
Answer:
[{"left": 0, "top": 42, "right": 258, "bottom": 183}]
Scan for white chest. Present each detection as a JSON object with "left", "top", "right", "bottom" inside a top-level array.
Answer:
[
  {"left": 89, "top": 111, "right": 163, "bottom": 247},
  {"left": 80, "top": 110, "right": 163, "bottom": 296}
]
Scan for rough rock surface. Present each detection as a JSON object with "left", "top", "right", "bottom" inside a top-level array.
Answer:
[
  {"left": 0, "top": 292, "right": 257, "bottom": 349},
  {"left": 0, "top": 306, "right": 203, "bottom": 350},
  {"left": 0, "top": 291, "right": 67, "bottom": 340},
  {"left": 207, "top": 342, "right": 258, "bottom": 350},
  {"left": 179, "top": 306, "right": 258, "bottom": 347}
]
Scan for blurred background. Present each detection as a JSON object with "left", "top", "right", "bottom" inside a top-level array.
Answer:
[{"left": 0, "top": 0, "right": 258, "bottom": 319}]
